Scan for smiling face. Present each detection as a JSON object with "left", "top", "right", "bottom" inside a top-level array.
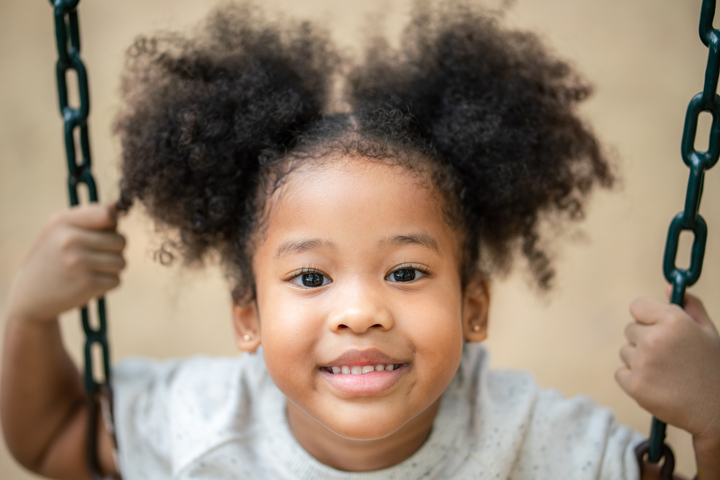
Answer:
[{"left": 233, "top": 157, "right": 488, "bottom": 466}]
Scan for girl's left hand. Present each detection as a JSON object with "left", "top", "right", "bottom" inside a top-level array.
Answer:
[{"left": 616, "top": 292, "right": 720, "bottom": 442}]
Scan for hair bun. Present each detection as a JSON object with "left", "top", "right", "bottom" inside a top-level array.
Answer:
[
  {"left": 348, "top": 4, "right": 614, "bottom": 288},
  {"left": 114, "top": 4, "right": 339, "bottom": 273}
]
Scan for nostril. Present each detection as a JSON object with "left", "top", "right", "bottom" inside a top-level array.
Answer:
[{"left": 372, "top": 324, "right": 382, "bottom": 328}]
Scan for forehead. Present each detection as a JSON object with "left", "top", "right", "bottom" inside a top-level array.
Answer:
[{"left": 255, "top": 158, "right": 458, "bottom": 260}]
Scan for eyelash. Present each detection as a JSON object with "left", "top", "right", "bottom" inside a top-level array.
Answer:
[
  {"left": 386, "top": 263, "right": 431, "bottom": 283},
  {"left": 286, "top": 264, "right": 431, "bottom": 289},
  {"left": 287, "top": 267, "right": 331, "bottom": 289}
]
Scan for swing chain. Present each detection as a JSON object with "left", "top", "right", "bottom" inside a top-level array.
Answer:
[
  {"left": 44, "top": 0, "right": 716, "bottom": 477},
  {"left": 49, "top": 1, "right": 118, "bottom": 478},
  {"left": 638, "top": 0, "right": 720, "bottom": 475}
]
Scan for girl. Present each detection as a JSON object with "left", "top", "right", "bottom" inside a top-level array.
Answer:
[{"left": 2, "top": 2, "right": 719, "bottom": 479}]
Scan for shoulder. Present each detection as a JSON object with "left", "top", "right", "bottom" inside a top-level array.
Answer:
[
  {"left": 457, "top": 344, "right": 643, "bottom": 479},
  {"left": 112, "top": 352, "right": 271, "bottom": 478},
  {"left": 460, "top": 344, "right": 635, "bottom": 438},
  {"left": 114, "top": 354, "right": 245, "bottom": 385},
  {"left": 519, "top": 388, "right": 643, "bottom": 479},
  {"left": 113, "top": 352, "right": 270, "bottom": 404},
  {"left": 459, "top": 342, "right": 539, "bottom": 411}
]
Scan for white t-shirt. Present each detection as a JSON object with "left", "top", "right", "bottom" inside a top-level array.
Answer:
[{"left": 112, "top": 343, "right": 644, "bottom": 479}]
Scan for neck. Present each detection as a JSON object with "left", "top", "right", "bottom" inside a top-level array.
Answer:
[{"left": 286, "top": 398, "right": 441, "bottom": 472}]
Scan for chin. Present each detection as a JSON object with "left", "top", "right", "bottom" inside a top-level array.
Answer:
[
  {"left": 325, "top": 419, "right": 405, "bottom": 441},
  {"left": 317, "top": 406, "right": 413, "bottom": 441}
]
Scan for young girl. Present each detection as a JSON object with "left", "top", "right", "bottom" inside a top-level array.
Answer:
[{"left": 2, "top": 2, "right": 719, "bottom": 479}]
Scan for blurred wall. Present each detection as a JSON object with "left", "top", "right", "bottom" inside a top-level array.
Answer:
[{"left": 0, "top": 0, "right": 715, "bottom": 478}]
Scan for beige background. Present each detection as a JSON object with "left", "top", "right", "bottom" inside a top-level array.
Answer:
[{"left": 0, "top": 0, "right": 717, "bottom": 478}]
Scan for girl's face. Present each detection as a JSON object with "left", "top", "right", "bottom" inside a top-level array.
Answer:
[{"left": 234, "top": 158, "right": 488, "bottom": 450}]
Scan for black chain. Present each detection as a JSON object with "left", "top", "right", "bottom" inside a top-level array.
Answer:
[
  {"left": 636, "top": 0, "right": 720, "bottom": 477},
  {"left": 49, "top": 1, "right": 118, "bottom": 478},
  {"left": 45, "top": 0, "right": 717, "bottom": 477}
]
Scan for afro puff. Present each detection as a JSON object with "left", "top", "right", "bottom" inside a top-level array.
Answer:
[{"left": 114, "top": 1, "right": 614, "bottom": 301}]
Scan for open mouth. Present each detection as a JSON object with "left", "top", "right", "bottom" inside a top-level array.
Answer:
[{"left": 321, "top": 364, "right": 408, "bottom": 375}]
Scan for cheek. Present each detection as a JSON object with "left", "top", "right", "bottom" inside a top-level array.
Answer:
[
  {"left": 258, "top": 288, "right": 322, "bottom": 395},
  {"left": 395, "top": 287, "right": 465, "bottom": 382}
]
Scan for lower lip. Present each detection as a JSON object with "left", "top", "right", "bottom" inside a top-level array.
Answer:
[{"left": 320, "top": 365, "right": 407, "bottom": 396}]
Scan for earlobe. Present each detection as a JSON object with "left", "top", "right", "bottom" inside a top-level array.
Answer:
[
  {"left": 462, "top": 277, "right": 490, "bottom": 342},
  {"left": 232, "top": 300, "right": 262, "bottom": 352}
]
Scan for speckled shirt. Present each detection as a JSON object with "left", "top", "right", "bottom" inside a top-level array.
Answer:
[{"left": 112, "top": 343, "right": 644, "bottom": 480}]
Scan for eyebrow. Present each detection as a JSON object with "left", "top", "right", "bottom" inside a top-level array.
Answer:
[
  {"left": 274, "top": 232, "right": 440, "bottom": 260},
  {"left": 275, "top": 238, "right": 337, "bottom": 259},
  {"left": 379, "top": 233, "right": 440, "bottom": 253}
]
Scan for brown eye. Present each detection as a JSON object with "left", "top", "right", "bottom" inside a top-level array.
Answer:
[
  {"left": 302, "top": 273, "right": 324, "bottom": 287},
  {"left": 393, "top": 269, "right": 416, "bottom": 282},
  {"left": 386, "top": 266, "right": 428, "bottom": 283},
  {"left": 291, "top": 270, "right": 331, "bottom": 288}
]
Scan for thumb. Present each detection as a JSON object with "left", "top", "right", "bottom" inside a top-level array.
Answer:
[
  {"left": 107, "top": 200, "right": 120, "bottom": 222},
  {"left": 666, "top": 284, "right": 716, "bottom": 332},
  {"left": 684, "top": 292, "right": 717, "bottom": 332},
  {"left": 65, "top": 202, "right": 118, "bottom": 231}
]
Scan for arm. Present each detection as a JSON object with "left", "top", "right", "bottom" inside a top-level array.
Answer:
[
  {"left": 616, "top": 292, "right": 720, "bottom": 480},
  {"left": 1, "top": 203, "right": 125, "bottom": 479}
]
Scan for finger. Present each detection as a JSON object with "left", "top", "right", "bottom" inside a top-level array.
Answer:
[
  {"left": 682, "top": 292, "right": 716, "bottom": 331},
  {"left": 614, "top": 366, "right": 633, "bottom": 395},
  {"left": 106, "top": 200, "right": 119, "bottom": 221},
  {"left": 619, "top": 344, "right": 636, "bottom": 368},
  {"left": 84, "top": 252, "right": 126, "bottom": 275},
  {"left": 629, "top": 297, "right": 669, "bottom": 326},
  {"left": 72, "top": 229, "right": 126, "bottom": 253},
  {"left": 65, "top": 203, "right": 118, "bottom": 231},
  {"left": 663, "top": 285, "right": 715, "bottom": 331},
  {"left": 623, "top": 322, "right": 644, "bottom": 346},
  {"left": 90, "top": 272, "right": 121, "bottom": 295}
]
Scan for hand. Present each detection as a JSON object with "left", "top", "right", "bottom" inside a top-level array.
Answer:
[
  {"left": 7, "top": 202, "right": 127, "bottom": 324},
  {"left": 616, "top": 291, "right": 720, "bottom": 442}
]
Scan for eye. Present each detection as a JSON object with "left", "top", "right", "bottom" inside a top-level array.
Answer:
[
  {"left": 290, "top": 270, "right": 331, "bottom": 288},
  {"left": 386, "top": 265, "right": 429, "bottom": 283}
]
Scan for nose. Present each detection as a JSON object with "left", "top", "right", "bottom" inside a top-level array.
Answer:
[{"left": 327, "top": 281, "right": 394, "bottom": 334}]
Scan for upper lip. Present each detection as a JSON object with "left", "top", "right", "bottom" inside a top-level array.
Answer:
[{"left": 323, "top": 348, "right": 405, "bottom": 367}]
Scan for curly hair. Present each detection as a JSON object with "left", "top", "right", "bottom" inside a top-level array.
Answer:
[{"left": 114, "top": 1, "right": 614, "bottom": 302}]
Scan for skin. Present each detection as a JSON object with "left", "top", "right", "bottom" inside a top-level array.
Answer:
[
  {"left": 1, "top": 205, "right": 123, "bottom": 478},
  {"left": 617, "top": 291, "right": 720, "bottom": 480},
  {"left": 233, "top": 159, "right": 488, "bottom": 470},
  {"left": 0, "top": 157, "right": 718, "bottom": 479}
]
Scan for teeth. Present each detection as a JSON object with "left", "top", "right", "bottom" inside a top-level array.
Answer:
[{"left": 327, "top": 364, "right": 401, "bottom": 374}]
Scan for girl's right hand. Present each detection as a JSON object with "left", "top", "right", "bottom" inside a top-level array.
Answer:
[{"left": 7, "top": 202, "right": 126, "bottom": 323}]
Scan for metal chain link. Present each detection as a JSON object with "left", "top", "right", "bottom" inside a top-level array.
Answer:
[
  {"left": 636, "top": 0, "right": 720, "bottom": 477},
  {"left": 49, "top": 1, "right": 118, "bottom": 478}
]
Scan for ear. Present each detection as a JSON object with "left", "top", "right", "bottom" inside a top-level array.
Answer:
[
  {"left": 232, "top": 298, "right": 262, "bottom": 353},
  {"left": 462, "top": 276, "right": 490, "bottom": 342}
]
